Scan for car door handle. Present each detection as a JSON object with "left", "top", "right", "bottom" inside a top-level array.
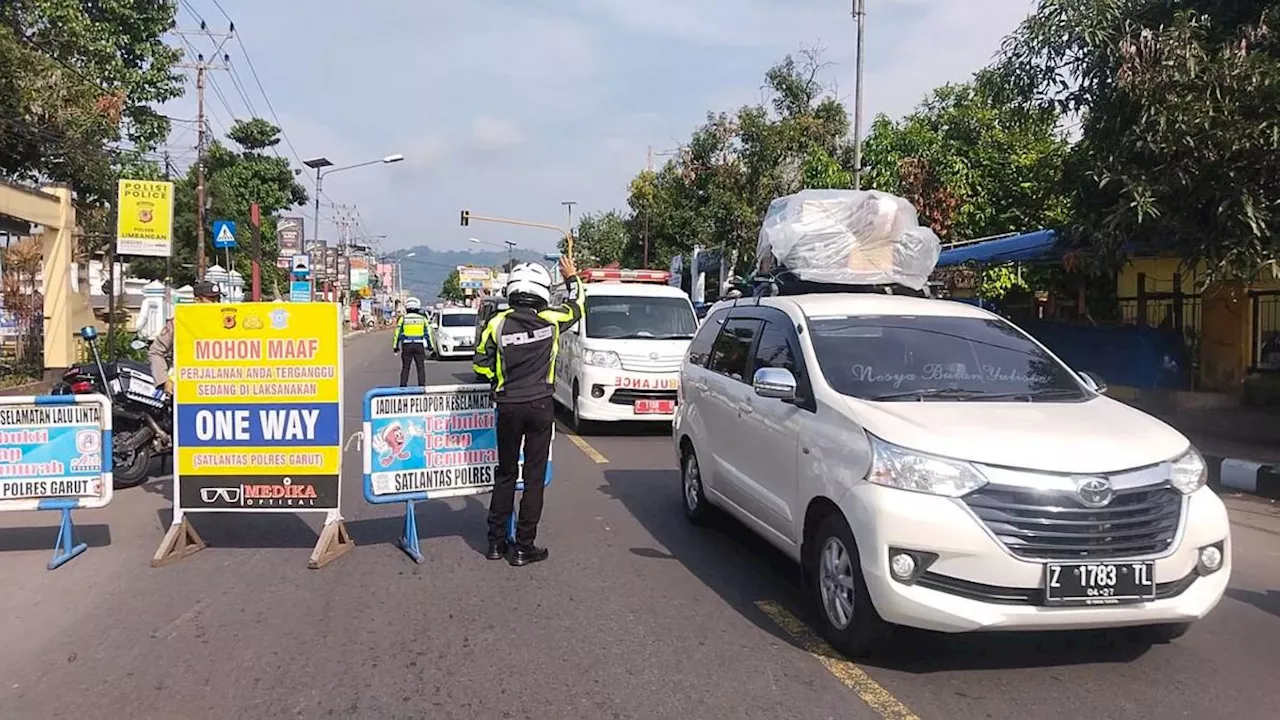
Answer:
[
  {"left": 695, "top": 381, "right": 708, "bottom": 391},
  {"left": 737, "top": 403, "right": 754, "bottom": 415}
]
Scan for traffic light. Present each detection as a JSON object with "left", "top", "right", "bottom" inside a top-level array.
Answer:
[{"left": 459, "top": 209, "right": 470, "bottom": 227}]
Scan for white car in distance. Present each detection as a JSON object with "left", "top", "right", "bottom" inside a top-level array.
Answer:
[
  {"left": 430, "top": 306, "right": 479, "bottom": 359},
  {"left": 673, "top": 292, "right": 1230, "bottom": 658}
]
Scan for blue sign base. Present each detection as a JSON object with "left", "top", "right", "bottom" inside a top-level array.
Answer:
[
  {"left": 48, "top": 506, "right": 88, "bottom": 570},
  {"left": 395, "top": 460, "right": 554, "bottom": 564}
]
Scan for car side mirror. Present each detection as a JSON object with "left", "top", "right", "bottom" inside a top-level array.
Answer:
[
  {"left": 753, "top": 367, "right": 797, "bottom": 401},
  {"left": 1079, "top": 370, "right": 1107, "bottom": 394}
]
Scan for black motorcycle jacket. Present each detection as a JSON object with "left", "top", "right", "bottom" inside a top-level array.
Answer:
[{"left": 472, "top": 276, "right": 584, "bottom": 404}]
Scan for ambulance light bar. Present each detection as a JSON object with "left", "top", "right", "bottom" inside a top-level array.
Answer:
[{"left": 580, "top": 268, "right": 671, "bottom": 284}]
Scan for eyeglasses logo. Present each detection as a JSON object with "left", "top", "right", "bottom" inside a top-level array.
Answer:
[{"left": 200, "top": 486, "right": 242, "bottom": 504}]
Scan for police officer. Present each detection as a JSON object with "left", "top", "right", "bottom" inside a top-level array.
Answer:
[
  {"left": 394, "top": 297, "right": 432, "bottom": 387},
  {"left": 149, "top": 280, "right": 223, "bottom": 392},
  {"left": 472, "top": 255, "right": 582, "bottom": 566}
]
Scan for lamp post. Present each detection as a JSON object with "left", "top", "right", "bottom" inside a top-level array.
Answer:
[
  {"left": 302, "top": 153, "right": 404, "bottom": 301},
  {"left": 469, "top": 236, "right": 517, "bottom": 272}
]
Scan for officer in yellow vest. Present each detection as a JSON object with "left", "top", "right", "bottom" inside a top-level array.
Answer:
[{"left": 393, "top": 297, "right": 432, "bottom": 386}]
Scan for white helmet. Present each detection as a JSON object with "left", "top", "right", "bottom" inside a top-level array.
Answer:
[
  {"left": 404, "top": 297, "right": 422, "bottom": 311},
  {"left": 504, "top": 262, "right": 553, "bottom": 303}
]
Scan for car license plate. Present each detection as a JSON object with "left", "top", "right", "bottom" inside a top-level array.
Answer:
[
  {"left": 635, "top": 399, "right": 675, "bottom": 415},
  {"left": 1045, "top": 561, "right": 1156, "bottom": 604}
]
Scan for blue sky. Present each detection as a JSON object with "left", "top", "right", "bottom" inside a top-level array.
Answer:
[{"left": 161, "top": 0, "right": 1037, "bottom": 255}]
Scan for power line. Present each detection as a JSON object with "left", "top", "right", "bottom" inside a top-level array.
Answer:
[{"left": 202, "top": 0, "right": 317, "bottom": 193}]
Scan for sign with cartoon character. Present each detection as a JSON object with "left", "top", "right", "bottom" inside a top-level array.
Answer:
[
  {"left": 362, "top": 384, "right": 552, "bottom": 563},
  {"left": 153, "top": 301, "right": 351, "bottom": 569}
]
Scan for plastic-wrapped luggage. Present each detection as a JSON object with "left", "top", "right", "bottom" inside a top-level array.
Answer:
[{"left": 755, "top": 189, "right": 941, "bottom": 291}]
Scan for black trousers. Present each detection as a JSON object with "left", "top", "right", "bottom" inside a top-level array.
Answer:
[
  {"left": 399, "top": 343, "right": 426, "bottom": 386},
  {"left": 487, "top": 397, "right": 554, "bottom": 548}
]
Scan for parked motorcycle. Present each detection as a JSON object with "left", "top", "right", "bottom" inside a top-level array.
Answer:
[{"left": 52, "top": 327, "right": 173, "bottom": 489}]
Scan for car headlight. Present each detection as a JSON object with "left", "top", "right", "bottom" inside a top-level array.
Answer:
[
  {"left": 584, "top": 350, "right": 621, "bottom": 368},
  {"left": 866, "top": 435, "right": 988, "bottom": 497},
  {"left": 1169, "top": 447, "right": 1208, "bottom": 494}
]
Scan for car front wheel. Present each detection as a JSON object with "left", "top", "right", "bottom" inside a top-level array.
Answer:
[
  {"left": 681, "top": 447, "right": 712, "bottom": 525},
  {"left": 808, "top": 512, "right": 890, "bottom": 659}
]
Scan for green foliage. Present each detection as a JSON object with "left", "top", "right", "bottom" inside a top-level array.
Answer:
[
  {"left": 996, "top": 0, "right": 1280, "bottom": 279},
  {"left": 438, "top": 269, "right": 464, "bottom": 301},
  {"left": 861, "top": 71, "right": 1071, "bottom": 241},
  {"left": 0, "top": 0, "right": 183, "bottom": 207},
  {"left": 129, "top": 118, "right": 309, "bottom": 290},
  {"left": 620, "top": 49, "right": 859, "bottom": 276},
  {"left": 562, "top": 210, "right": 632, "bottom": 266}
]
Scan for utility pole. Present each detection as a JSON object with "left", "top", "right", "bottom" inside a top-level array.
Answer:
[
  {"left": 175, "top": 23, "right": 232, "bottom": 280},
  {"left": 561, "top": 201, "right": 577, "bottom": 264},
  {"left": 851, "top": 0, "right": 867, "bottom": 190}
]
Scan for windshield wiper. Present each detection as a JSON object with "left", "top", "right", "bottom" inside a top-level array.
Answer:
[
  {"left": 870, "top": 388, "right": 989, "bottom": 401},
  {"left": 974, "top": 387, "right": 1085, "bottom": 401},
  {"left": 604, "top": 332, "right": 692, "bottom": 340}
]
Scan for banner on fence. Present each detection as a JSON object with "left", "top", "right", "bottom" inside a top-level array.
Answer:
[
  {"left": 154, "top": 302, "right": 352, "bottom": 569},
  {"left": 0, "top": 394, "right": 113, "bottom": 569}
]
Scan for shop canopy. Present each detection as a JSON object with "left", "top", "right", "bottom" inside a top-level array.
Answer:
[{"left": 936, "top": 229, "right": 1059, "bottom": 267}]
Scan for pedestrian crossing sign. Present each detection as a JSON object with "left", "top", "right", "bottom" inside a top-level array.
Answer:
[{"left": 212, "top": 219, "right": 237, "bottom": 249}]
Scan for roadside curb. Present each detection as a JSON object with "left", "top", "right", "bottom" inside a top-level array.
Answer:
[{"left": 1205, "top": 455, "right": 1280, "bottom": 501}]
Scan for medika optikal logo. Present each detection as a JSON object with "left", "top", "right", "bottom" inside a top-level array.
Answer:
[{"left": 200, "top": 477, "right": 319, "bottom": 507}]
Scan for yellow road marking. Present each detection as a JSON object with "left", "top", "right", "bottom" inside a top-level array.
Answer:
[
  {"left": 563, "top": 431, "right": 609, "bottom": 464},
  {"left": 756, "top": 600, "right": 920, "bottom": 720}
]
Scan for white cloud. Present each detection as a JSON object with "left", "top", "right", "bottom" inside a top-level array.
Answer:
[{"left": 471, "top": 116, "right": 525, "bottom": 150}]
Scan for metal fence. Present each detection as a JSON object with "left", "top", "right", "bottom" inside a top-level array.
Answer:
[
  {"left": 1116, "top": 294, "right": 1203, "bottom": 362},
  {"left": 0, "top": 300, "right": 44, "bottom": 384},
  {"left": 1250, "top": 290, "right": 1280, "bottom": 371}
]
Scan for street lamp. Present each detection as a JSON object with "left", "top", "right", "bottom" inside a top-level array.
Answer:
[
  {"left": 301, "top": 153, "right": 403, "bottom": 301},
  {"left": 470, "top": 236, "right": 517, "bottom": 271}
]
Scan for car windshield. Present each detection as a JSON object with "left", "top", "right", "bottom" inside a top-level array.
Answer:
[
  {"left": 807, "top": 315, "right": 1087, "bottom": 402},
  {"left": 585, "top": 295, "right": 698, "bottom": 340},
  {"left": 440, "top": 313, "right": 476, "bottom": 328}
]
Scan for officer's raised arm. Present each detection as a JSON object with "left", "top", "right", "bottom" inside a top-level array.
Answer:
[{"left": 538, "top": 255, "right": 584, "bottom": 330}]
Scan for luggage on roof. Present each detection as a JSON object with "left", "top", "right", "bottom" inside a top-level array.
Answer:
[{"left": 754, "top": 189, "right": 941, "bottom": 291}]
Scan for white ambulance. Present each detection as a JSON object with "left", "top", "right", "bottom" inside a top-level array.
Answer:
[{"left": 552, "top": 268, "right": 699, "bottom": 432}]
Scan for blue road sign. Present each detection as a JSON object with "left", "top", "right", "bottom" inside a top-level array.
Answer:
[
  {"left": 290, "top": 280, "right": 312, "bottom": 302},
  {"left": 212, "top": 220, "right": 237, "bottom": 249}
]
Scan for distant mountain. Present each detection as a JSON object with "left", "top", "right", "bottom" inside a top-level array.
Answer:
[{"left": 386, "top": 245, "right": 546, "bottom": 299}]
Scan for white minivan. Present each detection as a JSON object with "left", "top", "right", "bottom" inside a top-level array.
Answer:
[
  {"left": 673, "top": 292, "right": 1231, "bottom": 658},
  {"left": 552, "top": 268, "right": 699, "bottom": 432},
  {"left": 430, "top": 306, "right": 478, "bottom": 359}
]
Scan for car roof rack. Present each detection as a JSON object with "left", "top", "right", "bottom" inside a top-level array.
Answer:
[{"left": 748, "top": 268, "right": 929, "bottom": 299}]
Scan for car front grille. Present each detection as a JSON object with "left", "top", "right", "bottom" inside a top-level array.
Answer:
[
  {"left": 615, "top": 351, "right": 683, "bottom": 373},
  {"left": 963, "top": 484, "right": 1184, "bottom": 560}
]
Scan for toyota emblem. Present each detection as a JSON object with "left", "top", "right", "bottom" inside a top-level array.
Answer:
[
  {"left": 649, "top": 352, "right": 660, "bottom": 360},
  {"left": 1074, "top": 477, "right": 1114, "bottom": 508}
]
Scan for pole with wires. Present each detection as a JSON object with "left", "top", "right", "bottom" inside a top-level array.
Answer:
[{"left": 851, "top": 0, "right": 867, "bottom": 190}]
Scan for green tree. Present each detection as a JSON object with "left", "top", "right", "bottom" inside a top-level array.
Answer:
[
  {"left": 0, "top": 0, "right": 183, "bottom": 209},
  {"left": 861, "top": 72, "right": 1071, "bottom": 242},
  {"left": 997, "top": 0, "right": 1280, "bottom": 278},
  {"left": 621, "top": 49, "right": 860, "bottom": 277},
  {"left": 562, "top": 210, "right": 633, "bottom": 266},
  {"left": 438, "top": 269, "right": 464, "bottom": 301},
  {"left": 130, "top": 118, "right": 309, "bottom": 292}
]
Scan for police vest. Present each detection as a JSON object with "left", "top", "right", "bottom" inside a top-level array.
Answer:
[{"left": 401, "top": 315, "right": 428, "bottom": 342}]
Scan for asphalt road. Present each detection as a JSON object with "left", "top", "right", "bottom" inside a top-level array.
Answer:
[{"left": 1, "top": 330, "right": 1278, "bottom": 719}]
